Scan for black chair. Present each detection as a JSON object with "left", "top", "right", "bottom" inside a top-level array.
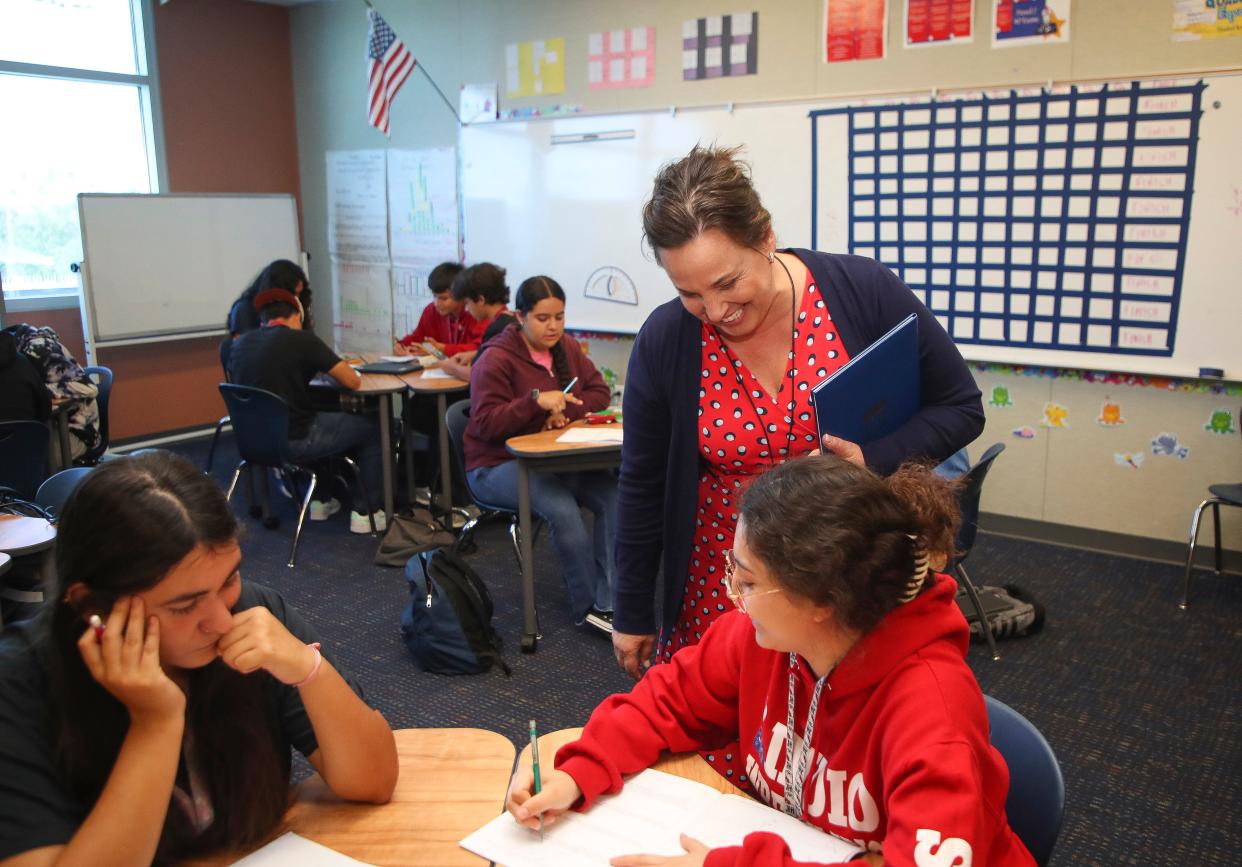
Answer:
[
  {"left": 1181, "top": 406, "right": 1241, "bottom": 608},
  {"left": 952, "top": 442, "right": 1006, "bottom": 661},
  {"left": 0, "top": 421, "right": 51, "bottom": 500},
  {"left": 445, "top": 399, "right": 538, "bottom": 569},
  {"left": 35, "top": 467, "right": 94, "bottom": 520},
  {"left": 985, "top": 695, "right": 1065, "bottom": 866},
  {"left": 219, "top": 384, "right": 376, "bottom": 567},
  {"left": 79, "top": 366, "right": 112, "bottom": 465},
  {"left": 206, "top": 341, "right": 233, "bottom": 473}
]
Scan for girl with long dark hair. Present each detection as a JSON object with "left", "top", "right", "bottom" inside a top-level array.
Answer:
[
  {"left": 463, "top": 276, "right": 617, "bottom": 634},
  {"left": 227, "top": 259, "right": 311, "bottom": 337},
  {"left": 0, "top": 451, "right": 397, "bottom": 865}
]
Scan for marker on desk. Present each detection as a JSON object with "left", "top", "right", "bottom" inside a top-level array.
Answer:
[
  {"left": 88, "top": 614, "right": 105, "bottom": 641},
  {"left": 529, "top": 719, "right": 544, "bottom": 840},
  {"left": 562, "top": 377, "right": 578, "bottom": 394}
]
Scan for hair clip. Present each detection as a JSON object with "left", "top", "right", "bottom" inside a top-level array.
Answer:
[{"left": 900, "top": 533, "right": 929, "bottom": 603}]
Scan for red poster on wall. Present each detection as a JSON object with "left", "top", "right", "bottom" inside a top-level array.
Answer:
[
  {"left": 825, "top": 0, "right": 888, "bottom": 62},
  {"left": 906, "top": 0, "right": 974, "bottom": 46}
]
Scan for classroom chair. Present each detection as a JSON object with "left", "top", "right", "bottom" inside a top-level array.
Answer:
[
  {"left": 78, "top": 366, "right": 113, "bottom": 465},
  {"left": 0, "top": 420, "right": 51, "bottom": 501},
  {"left": 1181, "top": 411, "right": 1242, "bottom": 608},
  {"left": 206, "top": 341, "right": 233, "bottom": 473},
  {"left": 444, "top": 399, "right": 540, "bottom": 567},
  {"left": 35, "top": 467, "right": 94, "bottom": 520},
  {"left": 953, "top": 442, "right": 1006, "bottom": 661},
  {"left": 219, "top": 384, "right": 376, "bottom": 567},
  {"left": 984, "top": 695, "right": 1065, "bottom": 867}
]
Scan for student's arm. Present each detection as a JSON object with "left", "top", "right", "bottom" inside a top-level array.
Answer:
[
  {"left": 565, "top": 349, "right": 610, "bottom": 419},
  {"left": 216, "top": 607, "right": 397, "bottom": 804},
  {"left": 442, "top": 315, "right": 486, "bottom": 356},
  {"left": 397, "top": 304, "right": 435, "bottom": 347},
  {"left": 326, "top": 360, "right": 362, "bottom": 391},
  {"left": 468, "top": 353, "right": 546, "bottom": 442}
]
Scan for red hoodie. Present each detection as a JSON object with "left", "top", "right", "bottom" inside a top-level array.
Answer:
[
  {"left": 464, "top": 325, "right": 611, "bottom": 470},
  {"left": 396, "top": 303, "right": 484, "bottom": 356},
  {"left": 555, "top": 574, "right": 1035, "bottom": 867}
]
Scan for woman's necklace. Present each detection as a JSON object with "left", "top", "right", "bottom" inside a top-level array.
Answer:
[{"left": 713, "top": 255, "right": 800, "bottom": 467}]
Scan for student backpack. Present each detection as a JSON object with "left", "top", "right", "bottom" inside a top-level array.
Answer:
[
  {"left": 400, "top": 548, "right": 511, "bottom": 676},
  {"left": 958, "top": 583, "right": 1046, "bottom": 641}
]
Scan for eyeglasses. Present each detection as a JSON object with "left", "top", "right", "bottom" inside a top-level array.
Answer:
[{"left": 723, "top": 549, "right": 784, "bottom": 613}]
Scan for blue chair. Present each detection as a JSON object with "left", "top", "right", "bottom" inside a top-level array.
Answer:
[
  {"left": 0, "top": 421, "right": 51, "bottom": 500},
  {"left": 219, "top": 384, "right": 376, "bottom": 567},
  {"left": 79, "top": 366, "right": 113, "bottom": 465},
  {"left": 35, "top": 467, "right": 94, "bottom": 520},
  {"left": 985, "top": 695, "right": 1065, "bottom": 867},
  {"left": 952, "top": 442, "right": 1006, "bottom": 661}
]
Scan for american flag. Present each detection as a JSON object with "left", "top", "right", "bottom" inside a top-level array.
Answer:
[{"left": 367, "top": 10, "right": 415, "bottom": 136}]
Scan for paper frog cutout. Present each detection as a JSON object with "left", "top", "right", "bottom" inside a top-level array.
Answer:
[
  {"left": 1205, "top": 409, "right": 1237, "bottom": 435},
  {"left": 1097, "top": 398, "right": 1125, "bottom": 426},
  {"left": 989, "top": 386, "right": 1013, "bottom": 408},
  {"left": 1114, "top": 451, "right": 1145, "bottom": 469},
  {"left": 1041, "top": 402, "right": 1069, "bottom": 428},
  {"left": 1151, "top": 432, "right": 1190, "bottom": 460}
]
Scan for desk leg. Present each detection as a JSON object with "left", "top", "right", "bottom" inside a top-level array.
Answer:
[
  {"left": 379, "top": 394, "right": 394, "bottom": 522},
  {"left": 57, "top": 412, "right": 72, "bottom": 470},
  {"left": 517, "top": 458, "right": 538, "bottom": 653},
  {"left": 402, "top": 394, "right": 416, "bottom": 507},
  {"left": 436, "top": 392, "right": 452, "bottom": 522}
]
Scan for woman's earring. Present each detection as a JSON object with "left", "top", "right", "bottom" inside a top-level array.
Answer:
[{"left": 767, "top": 252, "right": 775, "bottom": 263}]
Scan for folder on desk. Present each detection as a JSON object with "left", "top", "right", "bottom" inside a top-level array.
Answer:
[
  {"left": 812, "top": 313, "right": 919, "bottom": 446},
  {"left": 356, "top": 358, "right": 422, "bottom": 374}
]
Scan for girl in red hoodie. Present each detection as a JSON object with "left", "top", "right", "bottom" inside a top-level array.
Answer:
[
  {"left": 464, "top": 276, "right": 617, "bottom": 634},
  {"left": 507, "top": 455, "right": 1036, "bottom": 867}
]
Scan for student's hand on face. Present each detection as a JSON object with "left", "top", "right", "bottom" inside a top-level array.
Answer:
[
  {"left": 506, "top": 767, "right": 581, "bottom": 831},
  {"left": 77, "top": 596, "right": 185, "bottom": 723},
  {"left": 610, "top": 834, "right": 709, "bottom": 866},
  {"left": 612, "top": 631, "right": 655, "bottom": 680},
  {"left": 820, "top": 433, "right": 865, "bottom": 466},
  {"left": 216, "top": 607, "right": 317, "bottom": 685}
]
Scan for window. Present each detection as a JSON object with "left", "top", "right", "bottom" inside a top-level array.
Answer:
[{"left": 0, "top": 0, "right": 162, "bottom": 302}]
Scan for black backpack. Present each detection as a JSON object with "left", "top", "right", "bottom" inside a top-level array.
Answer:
[
  {"left": 400, "top": 549, "right": 510, "bottom": 676},
  {"left": 958, "top": 583, "right": 1046, "bottom": 641}
]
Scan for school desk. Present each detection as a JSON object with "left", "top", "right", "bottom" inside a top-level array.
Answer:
[
  {"left": 504, "top": 421, "right": 623, "bottom": 653},
  {"left": 0, "top": 515, "right": 56, "bottom": 627},
  {"left": 396, "top": 364, "right": 468, "bottom": 526},
  {"left": 183, "top": 727, "right": 515, "bottom": 867}
]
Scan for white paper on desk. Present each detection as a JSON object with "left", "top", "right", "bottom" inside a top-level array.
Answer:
[
  {"left": 419, "top": 367, "right": 453, "bottom": 379},
  {"left": 229, "top": 832, "right": 375, "bottom": 866},
  {"left": 379, "top": 355, "right": 410, "bottom": 363},
  {"left": 458, "top": 768, "right": 861, "bottom": 867},
  {"left": 413, "top": 355, "right": 439, "bottom": 367},
  {"left": 556, "top": 427, "right": 623, "bottom": 444}
]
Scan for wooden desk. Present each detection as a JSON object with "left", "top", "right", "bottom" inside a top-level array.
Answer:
[
  {"left": 186, "top": 728, "right": 515, "bottom": 867},
  {"left": 0, "top": 515, "right": 56, "bottom": 627},
  {"left": 397, "top": 366, "right": 468, "bottom": 525},
  {"left": 505, "top": 422, "right": 623, "bottom": 653}
]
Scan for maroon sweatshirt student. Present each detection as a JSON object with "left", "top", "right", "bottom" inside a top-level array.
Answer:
[{"left": 463, "top": 325, "right": 610, "bottom": 470}]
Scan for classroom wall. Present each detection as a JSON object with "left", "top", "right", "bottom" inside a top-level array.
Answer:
[{"left": 288, "top": 0, "right": 1242, "bottom": 556}]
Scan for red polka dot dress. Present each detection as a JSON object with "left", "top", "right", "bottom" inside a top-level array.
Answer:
[{"left": 658, "top": 268, "right": 852, "bottom": 788}]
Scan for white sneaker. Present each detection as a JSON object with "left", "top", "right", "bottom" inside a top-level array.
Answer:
[
  {"left": 308, "top": 498, "right": 341, "bottom": 521},
  {"left": 350, "top": 510, "right": 387, "bottom": 534}
]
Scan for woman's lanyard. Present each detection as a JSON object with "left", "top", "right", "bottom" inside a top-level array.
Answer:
[{"left": 782, "top": 652, "right": 831, "bottom": 819}]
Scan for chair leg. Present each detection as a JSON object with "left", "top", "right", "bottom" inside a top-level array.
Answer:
[
  {"left": 1181, "top": 498, "right": 1217, "bottom": 609},
  {"left": 340, "top": 456, "right": 377, "bottom": 535},
  {"left": 1212, "top": 502, "right": 1223, "bottom": 576},
  {"left": 956, "top": 563, "right": 1000, "bottom": 661},
  {"left": 508, "top": 516, "right": 541, "bottom": 639},
  {"left": 287, "top": 470, "right": 317, "bottom": 568},
  {"left": 225, "top": 460, "right": 247, "bottom": 501},
  {"left": 205, "top": 416, "right": 229, "bottom": 473}
]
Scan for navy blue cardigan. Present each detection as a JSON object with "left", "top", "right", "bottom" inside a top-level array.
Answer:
[{"left": 613, "top": 250, "right": 985, "bottom": 638}]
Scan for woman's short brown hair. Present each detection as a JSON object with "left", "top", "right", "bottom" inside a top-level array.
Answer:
[
  {"left": 739, "top": 455, "right": 962, "bottom": 634},
  {"left": 641, "top": 145, "right": 772, "bottom": 262}
]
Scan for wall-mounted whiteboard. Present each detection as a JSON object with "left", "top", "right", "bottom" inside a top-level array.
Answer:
[
  {"left": 78, "top": 194, "right": 302, "bottom": 345},
  {"left": 460, "top": 73, "right": 1242, "bottom": 378}
]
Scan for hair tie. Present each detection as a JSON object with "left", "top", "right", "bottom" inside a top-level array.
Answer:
[{"left": 900, "top": 533, "right": 929, "bottom": 603}]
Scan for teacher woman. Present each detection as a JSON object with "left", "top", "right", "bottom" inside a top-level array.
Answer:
[{"left": 612, "top": 146, "right": 985, "bottom": 691}]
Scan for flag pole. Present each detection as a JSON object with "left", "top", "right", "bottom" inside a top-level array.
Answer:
[{"left": 362, "top": 0, "right": 461, "bottom": 125}]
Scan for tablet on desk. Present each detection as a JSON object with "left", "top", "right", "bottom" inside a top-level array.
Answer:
[
  {"left": 356, "top": 358, "right": 423, "bottom": 374},
  {"left": 812, "top": 313, "right": 919, "bottom": 446}
]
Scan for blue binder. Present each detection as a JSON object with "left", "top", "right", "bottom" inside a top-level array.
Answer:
[{"left": 812, "top": 313, "right": 919, "bottom": 446}]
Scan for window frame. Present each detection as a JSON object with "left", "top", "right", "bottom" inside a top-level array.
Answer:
[{"left": 0, "top": 0, "right": 166, "bottom": 306}]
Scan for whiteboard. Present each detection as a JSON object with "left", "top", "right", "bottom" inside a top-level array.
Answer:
[
  {"left": 460, "top": 105, "right": 818, "bottom": 334},
  {"left": 78, "top": 194, "right": 302, "bottom": 344},
  {"left": 460, "top": 74, "right": 1242, "bottom": 378}
]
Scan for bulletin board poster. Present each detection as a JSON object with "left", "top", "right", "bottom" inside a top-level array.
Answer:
[
  {"left": 906, "top": 0, "right": 974, "bottom": 46},
  {"left": 825, "top": 0, "right": 888, "bottom": 62},
  {"left": 992, "top": 0, "right": 1070, "bottom": 46},
  {"left": 505, "top": 38, "right": 565, "bottom": 98},
  {"left": 1173, "top": 0, "right": 1242, "bottom": 41}
]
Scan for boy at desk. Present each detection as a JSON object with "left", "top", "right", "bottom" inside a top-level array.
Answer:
[
  {"left": 227, "top": 288, "right": 386, "bottom": 534},
  {"left": 392, "top": 261, "right": 483, "bottom": 357},
  {"left": 436, "top": 262, "right": 519, "bottom": 380},
  {"left": 507, "top": 455, "right": 1034, "bottom": 867}
]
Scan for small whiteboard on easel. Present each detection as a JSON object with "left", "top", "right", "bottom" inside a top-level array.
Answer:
[{"left": 77, "top": 193, "right": 302, "bottom": 353}]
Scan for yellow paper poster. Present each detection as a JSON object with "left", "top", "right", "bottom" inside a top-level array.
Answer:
[
  {"left": 506, "top": 38, "right": 565, "bottom": 98},
  {"left": 1173, "top": 0, "right": 1242, "bottom": 40}
]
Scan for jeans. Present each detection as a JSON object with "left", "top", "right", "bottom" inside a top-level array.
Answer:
[
  {"left": 934, "top": 447, "right": 970, "bottom": 480},
  {"left": 287, "top": 411, "right": 383, "bottom": 512},
  {"left": 468, "top": 460, "right": 616, "bottom": 621}
]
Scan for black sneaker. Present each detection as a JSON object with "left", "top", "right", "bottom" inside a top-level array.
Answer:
[{"left": 583, "top": 608, "right": 614, "bottom": 635}]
